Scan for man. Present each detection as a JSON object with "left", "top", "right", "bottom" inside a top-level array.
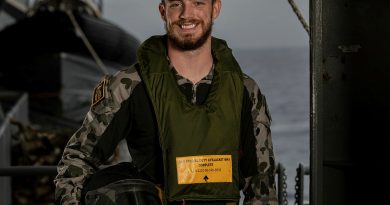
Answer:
[{"left": 55, "top": 0, "right": 278, "bottom": 204}]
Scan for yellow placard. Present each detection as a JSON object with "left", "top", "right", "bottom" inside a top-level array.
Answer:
[{"left": 176, "top": 155, "right": 232, "bottom": 184}]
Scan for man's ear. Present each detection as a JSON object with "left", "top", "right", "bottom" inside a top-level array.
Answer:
[
  {"left": 159, "top": 3, "right": 167, "bottom": 22},
  {"left": 212, "top": 0, "right": 222, "bottom": 21}
]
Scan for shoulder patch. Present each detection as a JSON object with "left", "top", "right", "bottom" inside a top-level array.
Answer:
[{"left": 92, "top": 78, "right": 107, "bottom": 106}]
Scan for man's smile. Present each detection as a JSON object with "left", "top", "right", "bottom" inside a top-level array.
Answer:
[
  {"left": 180, "top": 23, "right": 197, "bottom": 30},
  {"left": 174, "top": 20, "right": 202, "bottom": 33}
]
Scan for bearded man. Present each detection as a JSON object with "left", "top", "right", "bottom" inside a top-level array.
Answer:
[{"left": 55, "top": 0, "right": 278, "bottom": 204}]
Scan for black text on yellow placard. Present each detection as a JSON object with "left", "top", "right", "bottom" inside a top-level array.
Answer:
[{"left": 176, "top": 155, "right": 232, "bottom": 184}]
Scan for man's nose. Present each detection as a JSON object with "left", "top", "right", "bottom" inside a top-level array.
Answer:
[{"left": 180, "top": 3, "right": 195, "bottom": 19}]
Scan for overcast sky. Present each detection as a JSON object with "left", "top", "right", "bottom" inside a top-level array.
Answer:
[{"left": 103, "top": 0, "right": 309, "bottom": 49}]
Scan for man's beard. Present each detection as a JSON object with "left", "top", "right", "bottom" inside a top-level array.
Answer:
[{"left": 166, "top": 19, "right": 213, "bottom": 51}]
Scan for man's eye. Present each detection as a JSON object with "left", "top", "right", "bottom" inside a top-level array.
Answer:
[
  {"left": 170, "top": 2, "right": 182, "bottom": 8},
  {"left": 195, "top": 1, "right": 205, "bottom": 6}
]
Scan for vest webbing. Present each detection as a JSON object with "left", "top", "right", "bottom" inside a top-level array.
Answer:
[{"left": 137, "top": 35, "right": 243, "bottom": 202}]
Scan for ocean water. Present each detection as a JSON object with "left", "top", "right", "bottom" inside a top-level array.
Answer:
[{"left": 234, "top": 47, "right": 310, "bottom": 203}]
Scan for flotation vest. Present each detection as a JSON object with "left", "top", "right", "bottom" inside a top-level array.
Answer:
[{"left": 137, "top": 35, "right": 244, "bottom": 203}]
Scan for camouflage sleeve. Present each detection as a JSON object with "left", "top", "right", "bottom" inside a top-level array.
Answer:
[
  {"left": 243, "top": 75, "right": 278, "bottom": 205},
  {"left": 54, "top": 67, "right": 141, "bottom": 205}
]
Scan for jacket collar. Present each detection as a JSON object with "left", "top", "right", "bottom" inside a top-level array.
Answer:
[{"left": 137, "top": 35, "right": 242, "bottom": 75}]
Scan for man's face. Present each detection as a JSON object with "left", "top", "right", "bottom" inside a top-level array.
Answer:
[{"left": 159, "top": 0, "right": 221, "bottom": 50}]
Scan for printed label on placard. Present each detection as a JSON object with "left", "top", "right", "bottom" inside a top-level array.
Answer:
[{"left": 176, "top": 155, "right": 232, "bottom": 184}]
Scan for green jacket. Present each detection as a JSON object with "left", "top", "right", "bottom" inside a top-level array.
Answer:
[
  {"left": 138, "top": 36, "right": 243, "bottom": 202},
  {"left": 54, "top": 35, "right": 278, "bottom": 205}
]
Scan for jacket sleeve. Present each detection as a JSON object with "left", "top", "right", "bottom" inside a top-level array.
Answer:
[
  {"left": 54, "top": 67, "right": 141, "bottom": 204},
  {"left": 242, "top": 75, "right": 279, "bottom": 205}
]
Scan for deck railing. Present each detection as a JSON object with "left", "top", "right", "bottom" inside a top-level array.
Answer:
[
  {"left": 0, "top": 165, "right": 57, "bottom": 176},
  {"left": 0, "top": 92, "right": 295, "bottom": 205},
  {"left": 294, "top": 163, "right": 310, "bottom": 205}
]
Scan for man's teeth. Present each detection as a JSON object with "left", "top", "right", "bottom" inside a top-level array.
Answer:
[{"left": 181, "top": 24, "right": 196, "bottom": 29}]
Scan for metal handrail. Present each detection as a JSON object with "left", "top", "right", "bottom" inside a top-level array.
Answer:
[
  {"left": 0, "top": 164, "right": 291, "bottom": 204},
  {"left": 277, "top": 163, "right": 288, "bottom": 205},
  {"left": 294, "top": 163, "right": 310, "bottom": 205},
  {"left": 0, "top": 165, "right": 57, "bottom": 176},
  {"left": 0, "top": 163, "right": 294, "bottom": 205}
]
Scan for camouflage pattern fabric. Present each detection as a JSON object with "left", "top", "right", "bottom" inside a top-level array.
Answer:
[
  {"left": 54, "top": 67, "right": 142, "bottom": 205},
  {"left": 170, "top": 62, "right": 214, "bottom": 104},
  {"left": 54, "top": 65, "right": 278, "bottom": 205},
  {"left": 242, "top": 74, "right": 278, "bottom": 205}
]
